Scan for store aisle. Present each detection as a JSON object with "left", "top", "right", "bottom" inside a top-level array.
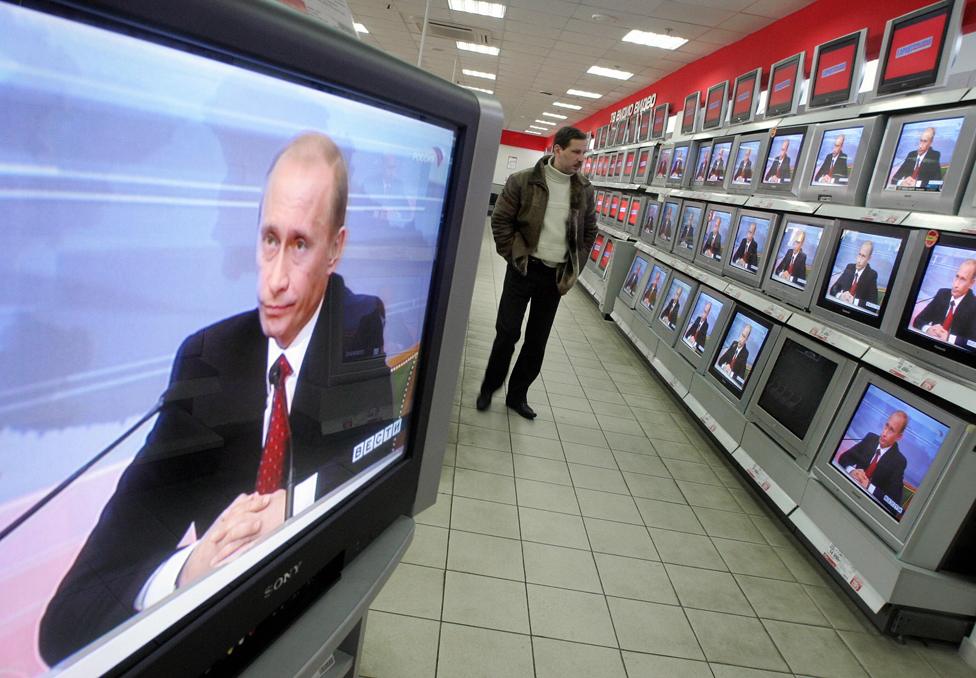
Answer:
[{"left": 360, "top": 223, "right": 976, "bottom": 678}]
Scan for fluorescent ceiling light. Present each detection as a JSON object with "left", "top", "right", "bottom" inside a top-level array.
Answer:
[
  {"left": 622, "top": 29, "right": 687, "bottom": 50},
  {"left": 457, "top": 41, "right": 500, "bottom": 55},
  {"left": 354, "top": 22, "right": 369, "bottom": 34},
  {"left": 529, "top": 125, "right": 548, "bottom": 130},
  {"left": 449, "top": 0, "right": 506, "bottom": 19},
  {"left": 525, "top": 130, "right": 543, "bottom": 135},
  {"left": 566, "top": 89, "right": 602, "bottom": 99},
  {"left": 587, "top": 65, "right": 633, "bottom": 80},
  {"left": 533, "top": 119, "right": 556, "bottom": 126},
  {"left": 460, "top": 84, "right": 494, "bottom": 94},
  {"left": 553, "top": 101, "right": 583, "bottom": 110},
  {"left": 462, "top": 69, "right": 496, "bottom": 80},
  {"left": 542, "top": 112, "right": 567, "bottom": 119}
]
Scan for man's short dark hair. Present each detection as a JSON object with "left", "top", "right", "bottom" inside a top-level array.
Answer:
[{"left": 553, "top": 126, "right": 586, "bottom": 150}]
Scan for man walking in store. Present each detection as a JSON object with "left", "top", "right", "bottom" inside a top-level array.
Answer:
[{"left": 477, "top": 126, "right": 596, "bottom": 419}]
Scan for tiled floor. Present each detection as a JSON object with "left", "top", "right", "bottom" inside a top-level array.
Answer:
[{"left": 360, "top": 224, "right": 976, "bottom": 678}]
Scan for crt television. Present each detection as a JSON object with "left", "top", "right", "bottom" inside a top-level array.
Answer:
[
  {"left": 654, "top": 197, "right": 683, "bottom": 252},
  {"left": 652, "top": 103, "right": 671, "bottom": 140},
  {"left": 626, "top": 196, "right": 646, "bottom": 237},
  {"left": 652, "top": 145, "right": 673, "bottom": 187},
  {"left": 638, "top": 108, "right": 653, "bottom": 143},
  {"left": 635, "top": 262, "right": 672, "bottom": 326},
  {"left": 633, "top": 145, "right": 655, "bottom": 184},
  {"left": 0, "top": 0, "right": 501, "bottom": 676},
  {"left": 691, "top": 140, "right": 713, "bottom": 187},
  {"left": 619, "top": 253, "right": 652, "bottom": 309},
  {"left": 704, "top": 136, "right": 735, "bottom": 189},
  {"left": 762, "top": 214, "right": 837, "bottom": 310},
  {"left": 757, "top": 126, "right": 808, "bottom": 197},
  {"left": 639, "top": 199, "right": 662, "bottom": 245},
  {"left": 724, "top": 133, "right": 769, "bottom": 194},
  {"left": 674, "top": 286, "right": 735, "bottom": 373},
  {"left": 673, "top": 200, "right": 706, "bottom": 261},
  {"left": 622, "top": 150, "right": 638, "bottom": 183},
  {"left": 702, "top": 81, "right": 729, "bottom": 131},
  {"left": 866, "top": 105, "right": 976, "bottom": 215},
  {"left": 705, "top": 306, "right": 780, "bottom": 411},
  {"left": 695, "top": 204, "right": 737, "bottom": 276},
  {"left": 599, "top": 238, "right": 616, "bottom": 278},
  {"left": 796, "top": 116, "right": 886, "bottom": 206},
  {"left": 873, "top": 0, "right": 964, "bottom": 98},
  {"left": 681, "top": 92, "right": 700, "bottom": 136},
  {"left": 722, "top": 208, "right": 779, "bottom": 288},
  {"left": 729, "top": 68, "right": 762, "bottom": 125},
  {"left": 765, "top": 52, "right": 805, "bottom": 119},
  {"left": 807, "top": 29, "right": 867, "bottom": 110},
  {"left": 653, "top": 271, "right": 699, "bottom": 347},
  {"left": 667, "top": 142, "right": 691, "bottom": 187}
]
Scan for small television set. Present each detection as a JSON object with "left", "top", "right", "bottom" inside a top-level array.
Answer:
[
  {"left": 617, "top": 195, "right": 631, "bottom": 227},
  {"left": 639, "top": 199, "right": 662, "bottom": 245},
  {"left": 599, "top": 238, "right": 616, "bottom": 278},
  {"left": 890, "top": 230, "right": 976, "bottom": 384},
  {"left": 633, "top": 145, "right": 655, "bottom": 184},
  {"left": 596, "top": 125, "right": 608, "bottom": 150},
  {"left": 814, "top": 220, "right": 922, "bottom": 337},
  {"left": 608, "top": 193, "right": 622, "bottom": 221},
  {"left": 605, "top": 153, "right": 617, "bottom": 181},
  {"left": 796, "top": 116, "right": 886, "bottom": 206},
  {"left": 582, "top": 155, "right": 594, "bottom": 178},
  {"left": 595, "top": 153, "right": 607, "bottom": 178},
  {"left": 705, "top": 306, "right": 780, "bottom": 409},
  {"left": 635, "top": 262, "right": 672, "bottom": 326},
  {"left": 673, "top": 287, "right": 735, "bottom": 372},
  {"left": 608, "top": 151, "right": 622, "bottom": 183},
  {"left": 808, "top": 29, "right": 867, "bottom": 110},
  {"left": 702, "top": 81, "right": 729, "bottom": 131},
  {"left": 595, "top": 190, "right": 606, "bottom": 217},
  {"left": 608, "top": 120, "right": 620, "bottom": 148},
  {"left": 589, "top": 233, "right": 608, "bottom": 267},
  {"left": 873, "top": 0, "right": 964, "bottom": 98},
  {"left": 866, "top": 105, "right": 976, "bottom": 215},
  {"left": 723, "top": 209, "right": 779, "bottom": 288},
  {"left": 638, "top": 108, "right": 653, "bottom": 143},
  {"left": 602, "top": 191, "right": 617, "bottom": 220},
  {"left": 691, "top": 140, "right": 714, "bottom": 188},
  {"left": 623, "top": 150, "right": 638, "bottom": 183},
  {"left": 673, "top": 200, "right": 706, "bottom": 261},
  {"left": 654, "top": 197, "right": 682, "bottom": 252},
  {"left": 695, "top": 204, "right": 737, "bottom": 276},
  {"left": 811, "top": 369, "right": 976, "bottom": 553},
  {"left": 620, "top": 253, "right": 652, "bottom": 307},
  {"left": 667, "top": 142, "right": 691, "bottom": 187},
  {"left": 729, "top": 68, "right": 762, "bottom": 125},
  {"left": 652, "top": 103, "right": 670, "bottom": 140},
  {"left": 758, "top": 126, "right": 808, "bottom": 196},
  {"left": 724, "top": 133, "right": 768, "bottom": 194},
  {"left": 765, "top": 52, "right": 804, "bottom": 119},
  {"left": 651, "top": 145, "right": 674, "bottom": 187},
  {"left": 704, "top": 136, "right": 735, "bottom": 189},
  {"left": 747, "top": 330, "right": 858, "bottom": 466},
  {"left": 762, "top": 214, "right": 837, "bottom": 310},
  {"left": 625, "top": 112, "right": 638, "bottom": 145},
  {"left": 626, "top": 196, "right": 646, "bottom": 237},
  {"left": 653, "top": 271, "right": 699, "bottom": 346},
  {"left": 681, "top": 92, "right": 700, "bottom": 136}
]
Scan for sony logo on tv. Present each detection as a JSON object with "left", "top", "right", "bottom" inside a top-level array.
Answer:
[{"left": 263, "top": 560, "right": 303, "bottom": 599}]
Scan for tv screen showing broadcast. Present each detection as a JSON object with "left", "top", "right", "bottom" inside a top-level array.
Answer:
[
  {"left": 652, "top": 103, "right": 670, "bottom": 139},
  {"left": 829, "top": 383, "right": 949, "bottom": 522},
  {"left": 681, "top": 92, "right": 700, "bottom": 135},
  {"left": 609, "top": 193, "right": 622, "bottom": 220},
  {"left": 668, "top": 144, "right": 690, "bottom": 186},
  {"left": 681, "top": 290, "right": 726, "bottom": 356},
  {"left": 658, "top": 277, "right": 694, "bottom": 331},
  {"left": 756, "top": 338, "right": 840, "bottom": 441},
  {"left": 766, "top": 53, "right": 803, "bottom": 118},
  {"left": 590, "top": 233, "right": 607, "bottom": 263},
  {"left": 623, "top": 150, "right": 637, "bottom": 181},
  {"left": 728, "top": 138, "right": 762, "bottom": 188},
  {"left": 884, "top": 116, "right": 963, "bottom": 193},
  {"left": 653, "top": 147, "right": 673, "bottom": 184},
  {"left": 768, "top": 218, "right": 827, "bottom": 292},
  {"left": 617, "top": 196, "right": 631, "bottom": 225},
  {"left": 641, "top": 264, "right": 669, "bottom": 313},
  {"left": 627, "top": 197, "right": 645, "bottom": 232},
  {"left": 809, "top": 30, "right": 865, "bottom": 109},
  {"left": 599, "top": 239, "right": 615, "bottom": 275},
  {"left": 634, "top": 146, "right": 654, "bottom": 183},
  {"left": 698, "top": 205, "right": 735, "bottom": 264},
  {"left": 0, "top": 1, "right": 466, "bottom": 674},
  {"left": 640, "top": 200, "right": 661, "bottom": 243},
  {"left": 623, "top": 256, "right": 650, "bottom": 298},
  {"left": 709, "top": 308, "right": 774, "bottom": 399},
  {"left": 876, "top": 0, "right": 958, "bottom": 96},
  {"left": 595, "top": 191, "right": 606, "bottom": 216},
  {"left": 730, "top": 69, "right": 761, "bottom": 124},
  {"left": 656, "top": 199, "right": 681, "bottom": 248},
  {"left": 817, "top": 222, "right": 910, "bottom": 328},
  {"left": 639, "top": 109, "right": 652, "bottom": 142},
  {"left": 703, "top": 81, "right": 728, "bottom": 130},
  {"left": 761, "top": 129, "right": 806, "bottom": 189},
  {"left": 692, "top": 141, "right": 713, "bottom": 186},
  {"left": 726, "top": 210, "right": 776, "bottom": 281},
  {"left": 675, "top": 202, "right": 705, "bottom": 255},
  {"left": 896, "top": 232, "right": 976, "bottom": 376},
  {"left": 704, "top": 138, "right": 734, "bottom": 187},
  {"left": 810, "top": 125, "right": 863, "bottom": 187}
]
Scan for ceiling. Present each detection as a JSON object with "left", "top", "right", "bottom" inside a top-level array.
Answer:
[{"left": 348, "top": 0, "right": 817, "bottom": 132}]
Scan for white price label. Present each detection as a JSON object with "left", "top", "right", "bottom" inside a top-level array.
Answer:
[
  {"left": 808, "top": 324, "right": 833, "bottom": 342},
  {"left": 746, "top": 463, "right": 771, "bottom": 492},
  {"left": 862, "top": 209, "right": 899, "bottom": 224},
  {"left": 754, "top": 198, "right": 773, "bottom": 209},
  {"left": 888, "top": 359, "right": 938, "bottom": 391},
  {"left": 822, "top": 543, "right": 863, "bottom": 592}
]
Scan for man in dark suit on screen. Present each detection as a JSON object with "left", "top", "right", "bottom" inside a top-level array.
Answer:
[
  {"left": 731, "top": 148, "right": 753, "bottom": 183},
  {"left": 774, "top": 229, "right": 808, "bottom": 285},
  {"left": 911, "top": 259, "right": 976, "bottom": 348},
  {"left": 643, "top": 272, "right": 661, "bottom": 309},
  {"left": 701, "top": 216, "right": 723, "bottom": 259},
  {"left": 695, "top": 150, "right": 711, "bottom": 181},
  {"left": 837, "top": 411, "right": 909, "bottom": 515},
  {"left": 764, "top": 139, "right": 792, "bottom": 183},
  {"left": 707, "top": 149, "right": 726, "bottom": 181},
  {"left": 814, "top": 134, "right": 848, "bottom": 184},
  {"left": 659, "top": 288, "right": 682, "bottom": 328},
  {"left": 829, "top": 240, "right": 878, "bottom": 309},
  {"left": 717, "top": 323, "right": 750, "bottom": 383},
  {"left": 684, "top": 301, "right": 711, "bottom": 350},
  {"left": 39, "top": 133, "right": 395, "bottom": 665},
  {"left": 659, "top": 210, "right": 674, "bottom": 240},
  {"left": 889, "top": 126, "right": 942, "bottom": 189},
  {"left": 677, "top": 213, "right": 696, "bottom": 249},
  {"left": 732, "top": 221, "right": 759, "bottom": 270}
]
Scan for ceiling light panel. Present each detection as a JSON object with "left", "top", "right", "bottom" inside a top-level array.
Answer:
[
  {"left": 533, "top": 119, "right": 556, "bottom": 126},
  {"left": 622, "top": 29, "right": 687, "bottom": 50},
  {"left": 553, "top": 101, "right": 583, "bottom": 110},
  {"left": 354, "top": 22, "right": 369, "bottom": 34},
  {"left": 457, "top": 41, "right": 500, "bottom": 56},
  {"left": 542, "top": 112, "right": 567, "bottom": 119},
  {"left": 448, "top": 0, "right": 506, "bottom": 19},
  {"left": 462, "top": 69, "right": 496, "bottom": 80},
  {"left": 460, "top": 85, "right": 494, "bottom": 94},
  {"left": 566, "top": 89, "right": 602, "bottom": 99},
  {"left": 586, "top": 65, "right": 633, "bottom": 80}
]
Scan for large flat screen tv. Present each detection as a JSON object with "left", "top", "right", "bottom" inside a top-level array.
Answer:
[
  {"left": 0, "top": 0, "right": 500, "bottom": 675},
  {"left": 796, "top": 116, "right": 886, "bottom": 206},
  {"left": 807, "top": 29, "right": 867, "bottom": 110}
]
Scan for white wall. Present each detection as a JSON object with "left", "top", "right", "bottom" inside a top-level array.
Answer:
[{"left": 492, "top": 144, "right": 544, "bottom": 185}]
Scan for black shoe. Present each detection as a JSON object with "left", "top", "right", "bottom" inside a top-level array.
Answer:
[
  {"left": 476, "top": 390, "right": 492, "bottom": 411},
  {"left": 506, "top": 399, "right": 537, "bottom": 420}
]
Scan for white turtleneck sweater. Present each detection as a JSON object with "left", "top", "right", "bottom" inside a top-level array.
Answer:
[{"left": 535, "top": 159, "right": 571, "bottom": 265}]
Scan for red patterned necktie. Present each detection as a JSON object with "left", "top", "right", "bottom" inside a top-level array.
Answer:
[
  {"left": 911, "top": 157, "right": 921, "bottom": 181},
  {"left": 942, "top": 300, "right": 956, "bottom": 332},
  {"left": 865, "top": 448, "right": 881, "bottom": 480},
  {"left": 787, "top": 251, "right": 795, "bottom": 276},
  {"left": 255, "top": 354, "right": 293, "bottom": 494},
  {"left": 849, "top": 273, "right": 858, "bottom": 296}
]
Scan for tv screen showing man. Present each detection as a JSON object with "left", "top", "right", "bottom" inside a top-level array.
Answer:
[
  {"left": 762, "top": 133, "right": 804, "bottom": 185},
  {"left": 730, "top": 142, "right": 759, "bottom": 185},
  {"left": 641, "top": 266, "right": 666, "bottom": 310},
  {"left": 830, "top": 385, "right": 948, "bottom": 521},
  {"left": 694, "top": 145, "right": 712, "bottom": 182},
  {"left": 659, "top": 279, "right": 691, "bottom": 330},
  {"left": 712, "top": 312, "right": 771, "bottom": 394},
  {"left": 670, "top": 146, "right": 689, "bottom": 179},
  {"left": 677, "top": 205, "right": 703, "bottom": 251},
  {"left": 658, "top": 201, "right": 679, "bottom": 243},
  {"left": 730, "top": 215, "right": 772, "bottom": 273},
  {"left": 886, "top": 117, "right": 964, "bottom": 192},
  {"left": 700, "top": 208, "right": 732, "bottom": 261},
  {"left": 708, "top": 142, "right": 732, "bottom": 182},
  {"left": 771, "top": 222, "right": 825, "bottom": 290},
  {"left": 623, "top": 257, "right": 649, "bottom": 297},
  {"left": 655, "top": 148, "right": 673, "bottom": 181},
  {"left": 640, "top": 203, "right": 660, "bottom": 240},
  {"left": 682, "top": 293, "right": 723, "bottom": 353},
  {"left": 907, "top": 246, "right": 976, "bottom": 351},
  {"left": 825, "top": 229, "right": 905, "bottom": 316},
  {"left": 811, "top": 127, "right": 863, "bottom": 186}
]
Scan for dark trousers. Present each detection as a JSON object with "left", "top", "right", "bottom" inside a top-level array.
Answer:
[{"left": 481, "top": 258, "right": 561, "bottom": 403}]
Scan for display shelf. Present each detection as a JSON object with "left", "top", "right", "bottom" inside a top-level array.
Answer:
[
  {"left": 723, "top": 283, "right": 793, "bottom": 323},
  {"left": 901, "top": 211, "right": 976, "bottom": 235},
  {"left": 635, "top": 240, "right": 655, "bottom": 257},
  {"left": 786, "top": 313, "right": 870, "bottom": 359},
  {"left": 681, "top": 264, "right": 728, "bottom": 292},
  {"left": 813, "top": 203, "right": 909, "bottom": 224},
  {"left": 746, "top": 195, "right": 819, "bottom": 214},
  {"left": 646, "top": 247, "right": 681, "bottom": 269},
  {"left": 650, "top": 355, "right": 691, "bottom": 398},
  {"left": 645, "top": 185, "right": 669, "bottom": 196},
  {"left": 731, "top": 447, "right": 798, "bottom": 514},
  {"left": 859, "top": 87, "right": 970, "bottom": 117},
  {"left": 683, "top": 392, "right": 738, "bottom": 452},
  {"left": 599, "top": 224, "right": 631, "bottom": 241},
  {"left": 611, "top": 310, "right": 655, "bottom": 361},
  {"left": 862, "top": 348, "right": 976, "bottom": 415}
]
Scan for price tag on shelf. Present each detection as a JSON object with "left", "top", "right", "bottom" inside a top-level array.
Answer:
[
  {"left": 786, "top": 314, "right": 869, "bottom": 358},
  {"left": 860, "top": 208, "right": 903, "bottom": 224},
  {"left": 822, "top": 543, "right": 865, "bottom": 593},
  {"left": 746, "top": 463, "right": 772, "bottom": 493},
  {"left": 887, "top": 358, "right": 938, "bottom": 392}
]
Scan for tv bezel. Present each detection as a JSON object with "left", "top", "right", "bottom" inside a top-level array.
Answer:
[
  {"left": 622, "top": 148, "right": 638, "bottom": 183},
  {"left": 865, "top": 104, "right": 976, "bottom": 215},
  {"left": 673, "top": 286, "right": 735, "bottom": 373},
  {"left": 807, "top": 29, "right": 867, "bottom": 110},
  {"left": 653, "top": 196, "right": 683, "bottom": 252},
  {"left": 632, "top": 145, "right": 656, "bottom": 184},
  {"left": 681, "top": 91, "right": 700, "bottom": 136},
  {"left": 960, "top": 161, "right": 976, "bottom": 217},
  {"left": 598, "top": 236, "right": 616, "bottom": 278},
  {"left": 625, "top": 195, "right": 647, "bottom": 236},
  {"left": 616, "top": 194, "right": 632, "bottom": 227},
  {"left": 796, "top": 115, "right": 887, "bottom": 206},
  {"left": 638, "top": 198, "right": 663, "bottom": 246},
  {"left": 651, "top": 270, "right": 699, "bottom": 347},
  {"left": 746, "top": 329, "right": 858, "bottom": 467},
  {"left": 704, "top": 305, "right": 781, "bottom": 411},
  {"left": 638, "top": 108, "right": 653, "bottom": 143},
  {"left": 651, "top": 103, "right": 670, "bottom": 140},
  {"left": 694, "top": 203, "right": 738, "bottom": 276},
  {"left": 589, "top": 232, "right": 608, "bottom": 268},
  {"left": 595, "top": 190, "right": 607, "bottom": 218},
  {"left": 729, "top": 68, "right": 762, "bottom": 125},
  {"left": 873, "top": 0, "right": 963, "bottom": 98},
  {"left": 761, "top": 214, "right": 838, "bottom": 311},
  {"left": 756, "top": 125, "right": 809, "bottom": 197},
  {"left": 722, "top": 208, "right": 780, "bottom": 288},
  {"left": 624, "top": 111, "right": 638, "bottom": 145},
  {"left": 651, "top": 144, "right": 675, "bottom": 187},
  {"left": 634, "top": 261, "right": 673, "bottom": 326},
  {"left": 702, "top": 80, "right": 730, "bottom": 131},
  {"left": 764, "top": 52, "right": 805, "bottom": 119},
  {"left": 724, "top": 132, "right": 769, "bottom": 195},
  {"left": 666, "top": 141, "right": 692, "bottom": 188},
  {"left": 690, "top": 139, "right": 714, "bottom": 188},
  {"left": 618, "top": 251, "right": 654, "bottom": 308},
  {"left": 703, "top": 135, "right": 735, "bottom": 189},
  {"left": 672, "top": 199, "right": 707, "bottom": 261}
]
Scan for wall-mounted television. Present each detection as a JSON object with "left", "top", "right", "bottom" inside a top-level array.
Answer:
[
  {"left": 623, "top": 150, "right": 638, "bottom": 182},
  {"left": 654, "top": 271, "right": 698, "bottom": 347},
  {"left": 639, "top": 199, "right": 662, "bottom": 245},
  {"left": 654, "top": 197, "right": 683, "bottom": 252},
  {"left": 599, "top": 238, "right": 616, "bottom": 278},
  {"left": 652, "top": 145, "right": 673, "bottom": 187},
  {"left": 705, "top": 306, "right": 780, "bottom": 409},
  {"left": 674, "top": 200, "right": 706, "bottom": 262},
  {"left": 667, "top": 142, "right": 691, "bottom": 187},
  {"left": 681, "top": 91, "right": 700, "bottom": 136},
  {"left": 1, "top": 0, "right": 499, "bottom": 675},
  {"left": 625, "top": 111, "right": 638, "bottom": 145},
  {"left": 620, "top": 253, "right": 652, "bottom": 308},
  {"left": 729, "top": 68, "right": 762, "bottom": 125},
  {"left": 595, "top": 190, "right": 606, "bottom": 217},
  {"left": 635, "top": 262, "right": 672, "bottom": 326},
  {"left": 723, "top": 209, "right": 779, "bottom": 288},
  {"left": 725, "top": 133, "right": 769, "bottom": 194},
  {"left": 808, "top": 29, "right": 867, "bottom": 110},
  {"left": 652, "top": 103, "right": 671, "bottom": 140},
  {"left": 873, "top": 0, "right": 964, "bottom": 98},
  {"left": 704, "top": 136, "right": 735, "bottom": 189},
  {"left": 633, "top": 145, "right": 655, "bottom": 184},
  {"left": 758, "top": 126, "right": 808, "bottom": 197},
  {"left": 796, "top": 116, "right": 886, "bottom": 206},
  {"left": 762, "top": 214, "right": 837, "bottom": 310},
  {"left": 866, "top": 105, "right": 976, "bottom": 215},
  {"left": 674, "top": 287, "right": 735, "bottom": 372},
  {"left": 691, "top": 140, "right": 714, "bottom": 187},
  {"left": 626, "top": 196, "right": 647, "bottom": 237},
  {"left": 638, "top": 108, "right": 653, "bottom": 143},
  {"left": 616, "top": 195, "right": 631, "bottom": 228},
  {"left": 765, "top": 52, "right": 805, "bottom": 119},
  {"left": 608, "top": 193, "right": 622, "bottom": 221},
  {"left": 702, "top": 81, "right": 730, "bottom": 131},
  {"left": 695, "top": 204, "right": 737, "bottom": 276}
]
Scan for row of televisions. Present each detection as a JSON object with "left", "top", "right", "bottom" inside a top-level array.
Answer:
[
  {"left": 592, "top": 241, "right": 976, "bottom": 571},
  {"left": 593, "top": 0, "right": 966, "bottom": 150},
  {"left": 585, "top": 104, "right": 976, "bottom": 215}
]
